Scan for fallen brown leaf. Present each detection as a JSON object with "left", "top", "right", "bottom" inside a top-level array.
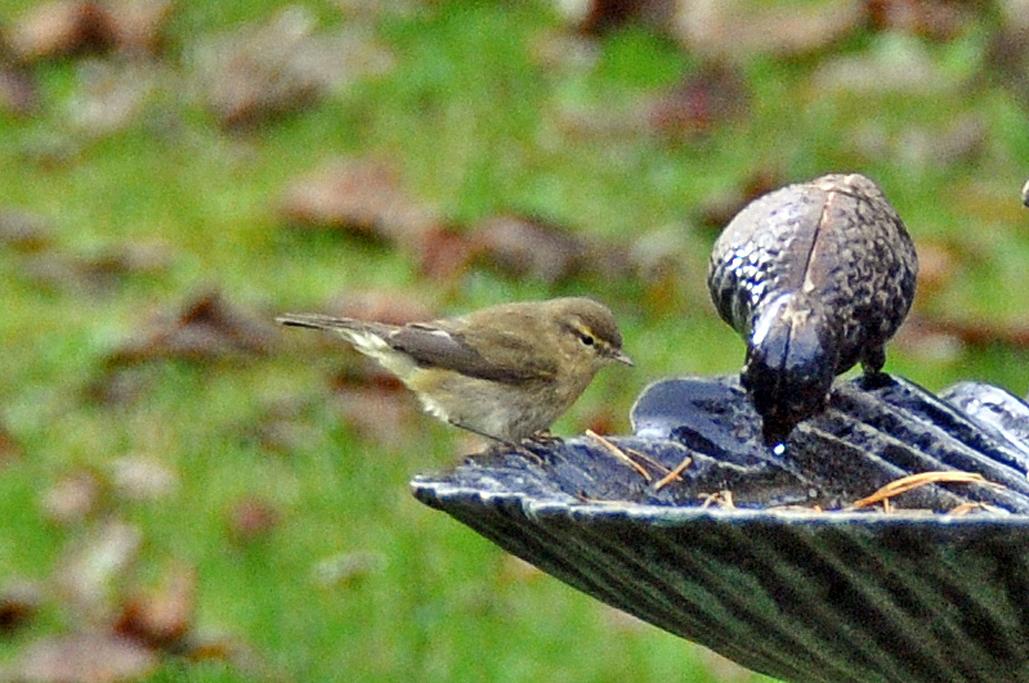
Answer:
[
  {"left": 0, "top": 580, "right": 43, "bottom": 634},
  {"left": 872, "top": 115, "right": 987, "bottom": 171},
  {"left": 893, "top": 318, "right": 965, "bottom": 363},
  {"left": 7, "top": 1, "right": 115, "bottom": 63},
  {"left": 20, "top": 241, "right": 174, "bottom": 293},
  {"left": 41, "top": 471, "right": 103, "bottom": 525},
  {"left": 177, "top": 630, "right": 272, "bottom": 678},
  {"left": 105, "top": 289, "right": 277, "bottom": 366},
  {"left": 0, "top": 420, "right": 22, "bottom": 467},
  {"left": 226, "top": 497, "right": 280, "bottom": 544},
  {"left": 109, "top": 455, "right": 178, "bottom": 502},
  {"left": 4, "top": 633, "right": 158, "bottom": 683},
  {"left": 947, "top": 501, "right": 1008, "bottom": 516},
  {"left": 674, "top": 0, "right": 864, "bottom": 60},
  {"left": 989, "top": 20, "right": 1029, "bottom": 110},
  {"left": 279, "top": 157, "right": 439, "bottom": 245},
  {"left": 6, "top": 0, "right": 172, "bottom": 63},
  {"left": 912, "top": 239, "right": 961, "bottom": 297},
  {"left": 468, "top": 214, "right": 592, "bottom": 284},
  {"left": 53, "top": 520, "right": 142, "bottom": 618},
  {"left": 646, "top": 62, "right": 749, "bottom": 138},
  {"left": 114, "top": 563, "right": 196, "bottom": 649},
  {"left": 626, "top": 225, "right": 697, "bottom": 315},
  {"left": 556, "top": 0, "right": 677, "bottom": 35},
  {"left": 194, "top": 7, "right": 392, "bottom": 129},
  {"left": 84, "top": 365, "right": 157, "bottom": 407},
  {"left": 413, "top": 224, "right": 474, "bottom": 280},
  {"left": 0, "top": 62, "right": 38, "bottom": 116},
  {"left": 866, "top": 0, "right": 976, "bottom": 41},
  {"left": 105, "top": 0, "right": 174, "bottom": 55},
  {"left": 0, "top": 207, "right": 54, "bottom": 252},
  {"left": 699, "top": 489, "right": 735, "bottom": 509}
]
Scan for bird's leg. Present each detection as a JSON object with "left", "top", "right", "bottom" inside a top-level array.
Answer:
[
  {"left": 448, "top": 421, "right": 545, "bottom": 465},
  {"left": 861, "top": 343, "right": 886, "bottom": 374},
  {"left": 857, "top": 344, "right": 892, "bottom": 390},
  {"left": 447, "top": 420, "right": 519, "bottom": 450}
]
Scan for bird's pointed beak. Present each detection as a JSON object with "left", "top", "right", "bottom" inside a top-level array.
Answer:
[{"left": 611, "top": 349, "right": 634, "bottom": 366}]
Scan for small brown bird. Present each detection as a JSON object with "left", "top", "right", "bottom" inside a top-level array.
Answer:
[{"left": 276, "top": 297, "right": 632, "bottom": 446}]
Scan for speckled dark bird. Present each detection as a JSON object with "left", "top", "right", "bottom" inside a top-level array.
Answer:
[{"left": 708, "top": 173, "right": 918, "bottom": 445}]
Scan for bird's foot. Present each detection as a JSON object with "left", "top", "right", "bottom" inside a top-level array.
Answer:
[
  {"left": 858, "top": 346, "right": 889, "bottom": 389},
  {"left": 523, "top": 431, "right": 564, "bottom": 447},
  {"left": 479, "top": 432, "right": 547, "bottom": 464},
  {"left": 856, "top": 370, "right": 893, "bottom": 391},
  {"left": 516, "top": 443, "right": 548, "bottom": 465}
]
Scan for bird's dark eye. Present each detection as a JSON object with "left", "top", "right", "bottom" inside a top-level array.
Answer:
[{"left": 578, "top": 333, "right": 595, "bottom": 346}]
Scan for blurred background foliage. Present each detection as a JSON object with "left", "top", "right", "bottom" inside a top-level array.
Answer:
[{"left": 0, "top": 0, "right": 1026, "bottom": 681}]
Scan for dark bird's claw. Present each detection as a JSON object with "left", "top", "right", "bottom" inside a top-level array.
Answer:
[{"left": 856, "top": 371, "right": 894, "bottom": 391}]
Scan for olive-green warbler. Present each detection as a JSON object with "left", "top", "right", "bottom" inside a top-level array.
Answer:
[{"left": 276, "top": 297, "right": 632, "bottom": 445}]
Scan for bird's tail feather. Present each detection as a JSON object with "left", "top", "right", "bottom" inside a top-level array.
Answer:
[
  {"left": 275, "top": 313, "right": 399, "bottom": 348},
  {"left": 275, "top": 313, "right": 365, "bottom": 331}
]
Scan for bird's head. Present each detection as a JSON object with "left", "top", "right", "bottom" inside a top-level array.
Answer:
[
  {"left": 549, "top": 297, "right": 633, "bottom": 372},
  {"left": 741, "top": 293, "right": 839, "bottom": 446}
]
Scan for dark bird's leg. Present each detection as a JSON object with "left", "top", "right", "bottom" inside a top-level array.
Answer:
[
  {"left": 448, "top": 420, "right": 545, "bottom": 465},
  {"left": 857, "top": 344, "right": 892, "bottom": 390},
  {"left": 861, "top": 343, "right": 886, "bottom": 374}
]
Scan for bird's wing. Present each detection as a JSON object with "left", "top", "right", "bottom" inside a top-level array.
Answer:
[{"left": 388, "top": 322, "right": 557, "bottom": 383}]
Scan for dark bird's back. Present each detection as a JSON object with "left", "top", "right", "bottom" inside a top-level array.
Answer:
[{"left": 708, "top": 173, "right": 918, "bottom": 443}]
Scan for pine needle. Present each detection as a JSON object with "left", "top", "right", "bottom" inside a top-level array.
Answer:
[
  {"left": 847, "top": 471, "right": 1003, "bottom": 510},
  {"left": 585, "top": 430, "right": 651, "bottom": 481},
  {"left": 653, "top": 456, "right": 693, "bottom": 491}
]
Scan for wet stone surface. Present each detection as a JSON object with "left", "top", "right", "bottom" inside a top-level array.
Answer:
[{"left": 418, "top": 375, "right": 1029, "bottom": 514}]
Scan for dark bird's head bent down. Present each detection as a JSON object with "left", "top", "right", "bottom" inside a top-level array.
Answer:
[
  {"left": 741, "top": 293, "right": 840, "bottom": 445},
  {"left": 276, "top": 297, "right": 631, "bottom": 445}
]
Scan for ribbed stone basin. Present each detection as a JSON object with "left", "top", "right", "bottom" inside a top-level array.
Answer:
[{"left": 412, "top": 375, "right": 1029, "bottom": 683}]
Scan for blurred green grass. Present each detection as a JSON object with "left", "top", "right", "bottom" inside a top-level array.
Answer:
[{"left": 1, "top": 1, "right": 1027, "bottom": 681}]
